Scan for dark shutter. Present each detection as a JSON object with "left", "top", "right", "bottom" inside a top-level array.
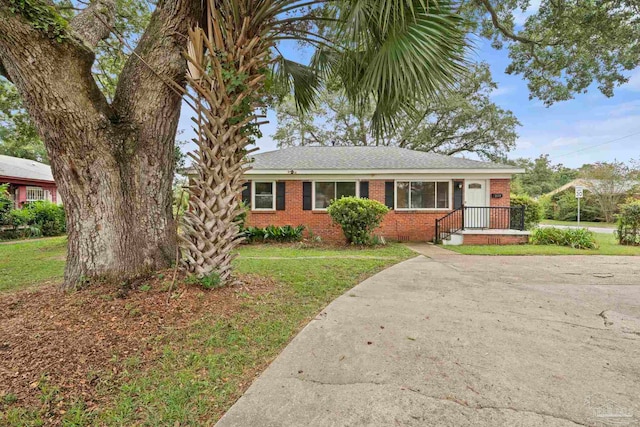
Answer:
[
  {"left": 242, "top": 181, "right": 251, "bottom": 207},
  {"left": 276, "top": 182, "right": 286, "bottom": 210},
  {"left": 453, "top": 180, "right": 463, "bottom": 209},
  {"left": 384, "top": 181, "right": 394, "bottom": 209},
  {"left": 302, "top": 182, "right": 312, "bottom": 210},
  {"left": 359, "top": 181, "right": 369, "bottom": 199}
]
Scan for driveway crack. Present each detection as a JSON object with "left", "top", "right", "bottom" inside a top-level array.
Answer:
[
  {"left": 292, "top": 378, "right": 589, "bottom": 426},
  {"left": 400, "top": 387, "right": 590, "bottom": 427}
]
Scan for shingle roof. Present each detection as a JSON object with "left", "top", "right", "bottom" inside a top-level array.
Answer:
[
  {"left": 250, "top": 146, "right": 518, "bottom": 171},
  {"left": 0, "top": 155, "right": 54, "bottom": 182}
]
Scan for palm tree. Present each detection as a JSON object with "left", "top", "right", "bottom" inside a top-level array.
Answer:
[{"left": 181, "top": 0, "right": 466, "bottom": 283}]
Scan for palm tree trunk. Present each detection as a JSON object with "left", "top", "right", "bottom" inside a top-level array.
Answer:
[{"left": 181, "top": 15, "right": 269, "bottom": 283}]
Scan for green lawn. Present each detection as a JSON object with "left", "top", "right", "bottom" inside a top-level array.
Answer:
[
  {"left": 444, "top": 232, "right": 640, "bottom": 256},
  {"left": 0, "top": 240, "right": 415, "bottom": 426},
  {"left": 0, "top": 237, "right": 67, "bottom": 292},
  {"left": 540, "top": 219, "right": 616, "bottom": 229}
]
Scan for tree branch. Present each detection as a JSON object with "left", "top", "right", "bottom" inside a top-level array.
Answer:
[
  {"left": 476, "top": 0, "right": 541, "bottom": 44},
  {"left": 112, "top": 0, "right": 202, "bottom": 132},
  {"left": 70, "top": 0, "right": 116, "bottom": 49}
]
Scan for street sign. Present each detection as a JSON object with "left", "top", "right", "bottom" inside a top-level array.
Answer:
[{"left": 575, "top": 186, "right": 584, "bottom": 225}]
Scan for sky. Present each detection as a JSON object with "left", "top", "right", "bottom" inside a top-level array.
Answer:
[{"left": 177, "top": 11, "right": 640, "bottom": 169}]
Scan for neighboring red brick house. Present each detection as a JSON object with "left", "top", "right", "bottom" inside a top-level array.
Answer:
[
  {"left": 240, "top": 147, "right": 527, "bottom": 244},
  {"left": 0, "top": 155, "right": 60, "bottom": 208}
]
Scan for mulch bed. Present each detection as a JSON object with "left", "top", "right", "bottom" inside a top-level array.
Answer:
[{"left": 0, "top": 272, "right": 276, "bottom": 421}]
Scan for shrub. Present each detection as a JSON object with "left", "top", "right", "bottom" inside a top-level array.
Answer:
[
  {"left": 243, "top": 225, "right": 305, "bottom": 243},
  {"left": 530, "top": 227, "right": 598, "bottom": 249},
  {"left": 327, "top": 196, "right": 389, "bottom": 245},
  {"left": 23, "top": 201, "right": 66, "bottom": 236},
  {"left": 538, "top": 196, "right": 554, "bottom": 220},
  {"left": 510, "top": 194, "right": 542, "bottom": 230},
  {"left": 552, "top": 192, "right": 601, "bottom": 222},
  {"left": 615, "top": 198, "right": 640, "bottom": 246},
  {"left": 0, "top": 184, "right": 12, "bottom": 222}
]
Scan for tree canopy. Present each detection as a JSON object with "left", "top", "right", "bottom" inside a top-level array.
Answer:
[{"left": 274, "top": 62, "right": 520, "bottom": 161}]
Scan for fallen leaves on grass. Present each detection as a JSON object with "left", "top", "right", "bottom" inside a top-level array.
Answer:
[{"left": 0, "top": 272, "right": 276, "bottom": 423}]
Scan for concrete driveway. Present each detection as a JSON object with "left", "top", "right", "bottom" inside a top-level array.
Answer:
[{"left": 217, "top": 246, "right": 640, "bottom": 427}]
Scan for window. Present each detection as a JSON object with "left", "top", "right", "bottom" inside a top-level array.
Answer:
[
  {"left": 396, "top": 181, "right": 450, "bottom": 210},
  {"left": 252, "top": 181, "right": 275, "bottom": 210},
  {"left": 313, "top": 181, "right": 357, "bottom": 209},
  {"left": 26, "top": 186, "right": 45, "bottom": 202}
]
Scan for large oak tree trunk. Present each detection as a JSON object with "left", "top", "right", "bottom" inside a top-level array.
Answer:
[{"left": 0, "top": 0, "right": 201, "bottom": 287}]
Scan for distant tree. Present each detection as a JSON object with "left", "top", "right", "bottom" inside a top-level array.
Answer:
[
  {"left": 580, "top": 161, "right": 640, "bottom": 223},
  {"left": 462, "top": 0, "right": 640, "bottom": 105},
  {"left": 510, "top": 155, "right": 579, "bottom": 197},
  {"left": 0, "top": 80, "right": 47, "bottom": 163},
  {"left": 274, "top": 62, "right": 520, "bottom": 161}
]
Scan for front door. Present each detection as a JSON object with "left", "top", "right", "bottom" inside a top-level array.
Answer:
[{"left": 464, "top": 180, "right": 488, "bottom": 228}]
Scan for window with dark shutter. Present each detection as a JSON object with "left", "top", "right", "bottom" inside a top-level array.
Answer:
[
  {"left": 359, "top": 181, "right": 369, "bottom": 199},
  {"left": 384, "top": 181, "right": 394, "bottom": 209},
  {"left": 302, "top": 182, "right": 312, "bottom": 210},
  {"left": 241, "top": 181, "right": 251, "bottom": 207},
  {"left": 276, "top": 182, "right": 286, "bottom": 210}
]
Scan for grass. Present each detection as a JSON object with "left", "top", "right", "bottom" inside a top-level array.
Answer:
[
  {"left": 0, "top": 240, "right": 415, "bottom": 425},
  {"left": 540, "top": 219, "right": 616, "bottom": 229},
  {"left": 0, "top": 236, "right": 67, "bottom": 292},
  {"left": 444, "top": 232, "right": 640, "bottom": 256}
]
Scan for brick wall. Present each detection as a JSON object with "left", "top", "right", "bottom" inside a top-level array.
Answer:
[
  {"left": 463, "top": 234, "right": 528, "bottom": 245},
  {"left": 246, "top": 178, "right": 511, "bottom": 242}
]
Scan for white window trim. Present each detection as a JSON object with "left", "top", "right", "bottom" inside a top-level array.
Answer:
[
  {"left": 312, "top": 180, "right": 359, "bottom": 211},
  {"left": 251, "top": 181, "right": 276, "bottom": 211},
  {"left": 26, "top": 186, "right": 46, "bottom": 202},
  {"left": 394, "top": 180, "right": 452, "bottom": 211}
]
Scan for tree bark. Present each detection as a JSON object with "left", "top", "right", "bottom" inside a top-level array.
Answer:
[{"left": 0, "top": 0, "right": 201, "bottom": 287}]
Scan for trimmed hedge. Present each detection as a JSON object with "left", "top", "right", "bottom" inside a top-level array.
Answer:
[
  {"left": 510, "top": 194, "right": 542, "bottom": 230},
  {"left": 327, "top": 196, "right": 389, "bottom": 245}
]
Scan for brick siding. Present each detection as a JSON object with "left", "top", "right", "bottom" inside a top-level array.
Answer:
[{"left": 246, "top": 178, "right": 512, "bottom": 242}]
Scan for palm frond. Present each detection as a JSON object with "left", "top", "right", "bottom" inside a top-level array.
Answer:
[{"left": 273, "top": 57, "right": 321, "bottom": 112}]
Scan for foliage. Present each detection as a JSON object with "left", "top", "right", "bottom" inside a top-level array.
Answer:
[
  {"left": 510, "top": 194, "right": 541, "bottom": 230},
  {"left": 579, "top": 161, "right": 640, "bottom": 223},
  {"left": 0, "top": 201, "right": 65, "bottom": 239},
  {"left": 243, "top": 225, "right": 305, "bottom": 243},
  {"left": 0, "top": 79, "right": 48, "bottom": 163},
  {"left": 185, "top": 272, "right": 223, "bottom": 290},
  {"left": 460, "top": 0, "right": 640, "bottom": 105},
  {"left": 446, "top": 233, "right": 635, "bottom": 256},
  {"left": 327, "top": 197, "right": 389, "bottom": 245},
  {"left": 616, "top": 199, "right": 640, "bottom": 246},
  {"left": 551, "top": 191, "right": 601, "bottom": 222},
  {"left": 273, "top": 63, "right": 519, "bottom": 161},
  {"left": 530, "top": 227, "right": 598, "bottom": 250},
  {"left": 0, "top": 184, "right": 12, "bottom": 222},
  {"left": 23, "top": 201, "right": 66, "bottom": 236},
  {"left": 8, "top": 0, "right": 69, "bottom": 42},
  {"left": 538, "top": 196, "right": 553, "bottom": 220},
  {"left": 509, "top": 154, "right": 578, "bottom": 197}
]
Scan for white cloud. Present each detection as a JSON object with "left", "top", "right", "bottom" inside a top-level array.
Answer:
[
  {"left": 547, "top": 137, "right": 581, "bottom": 148},
  {"left": 622, "top": 68, "right": 640, "bottom": 92},
  {"left": 515, "top": 139, "right": 533, "bottom": 150},
  {"left": 490, "top": 86, "right": 515, "bottom": 98}
]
